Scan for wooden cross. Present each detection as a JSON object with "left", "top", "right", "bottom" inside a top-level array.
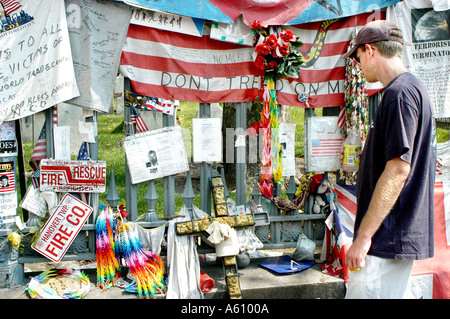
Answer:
[{"left": 176, "top": 168, "right": 255, "bottom": 299}]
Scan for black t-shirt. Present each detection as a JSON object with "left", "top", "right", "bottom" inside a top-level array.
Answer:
[{"left": 355, "top": 72, "right": 436, "bottom": 260}]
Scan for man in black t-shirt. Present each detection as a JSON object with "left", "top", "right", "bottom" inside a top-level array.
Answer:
[{"left": 342, "top": 20, "right": 436, "bottom": 298}]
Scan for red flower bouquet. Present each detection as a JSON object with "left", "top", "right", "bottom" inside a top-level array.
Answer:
[
  {"left": 251, "top": 21, "right": 304, "bottom": 82},
  {"left": 250, "top": 21, "right": 304, "bottom": 198}
]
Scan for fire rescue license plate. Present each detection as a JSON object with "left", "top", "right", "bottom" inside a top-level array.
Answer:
[
  {"left": 32, "top": 194, "right": 93, "bottom": 263},
  {"left": 39, "top": 159, "right": 106, "bottom": 193}
]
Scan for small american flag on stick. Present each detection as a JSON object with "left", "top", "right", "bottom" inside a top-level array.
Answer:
[
  {"left": 29, "top": 121, "right": 47, "bottom": 172},
  {"left": 130, "top": 104, "right": 148, "bottom": 133}
]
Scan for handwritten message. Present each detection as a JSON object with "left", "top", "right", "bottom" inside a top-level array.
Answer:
[
  {"left": 0, "top": 0, "right": 79, "bottom": 123},
  {"left": 130, "top": 8, "right": 204, "bottom": 37},
  {"left": 64, "top": 0, "right": 131, "bottom": 113}
]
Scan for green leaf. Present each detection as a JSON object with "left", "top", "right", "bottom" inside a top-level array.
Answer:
[
  {"left": 31, "top": 231, "right": 41, "bottom": 247},
  {"left": 291, "top": 40, "right": 303, "bottom": 48}
]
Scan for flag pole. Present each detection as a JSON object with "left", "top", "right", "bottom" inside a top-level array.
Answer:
[
  {"left": 45, "top": 107, "right": 54, "bottom": 159},
  {"left": 15, "top": 119, "right": 28, "bottom": 220}
]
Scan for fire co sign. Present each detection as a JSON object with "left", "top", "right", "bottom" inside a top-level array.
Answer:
[
  {"left": 40, "top": 159, "right": 107, "bottom": 193},
  {"left": 32, "top": 194, "right": 93, "bottom": 263}
]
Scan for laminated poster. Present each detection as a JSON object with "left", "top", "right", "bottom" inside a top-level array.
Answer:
[
  {"left": 305, "top": 116, "right": 342, "bottom": 173},
  {"left": 123, "top": 126, "right": 189, "bottom": 184},
  {"left": 0, "top": 161, "right": 17, "bottom": 226},
  {"left": 0, "top": 121, "right": 17, "bottom": 157}
]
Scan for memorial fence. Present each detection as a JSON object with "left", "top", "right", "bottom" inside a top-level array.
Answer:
[{"left": 0, "top": 84, "right": 380, "bottom": 287}]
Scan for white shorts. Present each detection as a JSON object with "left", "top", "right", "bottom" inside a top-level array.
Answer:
[{"left": 345, "top": 255, "right": 414, "bottom": 299}]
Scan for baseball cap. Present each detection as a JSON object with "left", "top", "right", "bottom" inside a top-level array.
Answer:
[{"left": 343, "top": 20, "right": 404, "bottom": 59}]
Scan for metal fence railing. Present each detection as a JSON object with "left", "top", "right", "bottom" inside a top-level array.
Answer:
[{"left": 2, "top": 82, "right": 385, "bottom": 287}]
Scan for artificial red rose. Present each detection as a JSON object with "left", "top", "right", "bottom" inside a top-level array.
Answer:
[
  {"left": 280, "top": 29, "right": 296, "bottom": 43},
  {"left": 250, "top": 20, "right": 267, "bottom": 30},
  {"left": 255, "top": 43, "right": 271, "bottom": 56},
  {"left": 264, "top": 34, "right": 279, "bottom": 49},
  {"left": 255, "top": 55, "right": 266, "bottom": 70},
  {"left": 266, "top": 60, "right": 278, "bottom": 70},
  {"left": 273, "top": 44, "right": 289, "bottom": 58},
  {"left": 278, "top": 45, "right": 290, "bottom": 56}
]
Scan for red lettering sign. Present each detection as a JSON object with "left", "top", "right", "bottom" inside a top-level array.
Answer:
[
  {"left": 32, "top": 194, "right": 93, "bottom": 263},
  {"left": 39, "top": 159, "right": 106, "bottom": 193}
]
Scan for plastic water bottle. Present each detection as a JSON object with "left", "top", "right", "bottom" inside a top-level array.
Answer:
[{"left": 342, "top": 128, "right": 362, "bottom": 172}]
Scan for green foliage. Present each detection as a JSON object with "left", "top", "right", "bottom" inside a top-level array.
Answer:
[{"left": 437, "top": 127, "right": 450, "bottom": 144}]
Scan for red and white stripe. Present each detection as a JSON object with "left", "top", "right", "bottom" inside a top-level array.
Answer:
[
  {"left": 0, "top": 171, "right": 15, "bottom": 193},
  {"left": 337, "top": 106, "right": 346, "bottom": 131},
  {"left": 53, "top": 105, "right": 58, "bottom": 127},
  {"left": 411, "top": 181, "right": 450, "bottom": 299},
  {"left": 311, "top": 138, "right": 343, "bottom": 157},
  {"left": 0, "top": 0, "right": 21, "bottom": 16},
  {"left": 130, "top": 105, "right": 149, "bottom": 133},
  {"left": 120, "top": 11, "right": 384, "bottom": 109},
  {"left": 29, "top": 123, "right": 47, "bottom": 172}
]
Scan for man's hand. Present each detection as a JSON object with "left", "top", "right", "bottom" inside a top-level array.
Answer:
[{"left": 345, "top": 237, "right": 372, "bottom": 271}]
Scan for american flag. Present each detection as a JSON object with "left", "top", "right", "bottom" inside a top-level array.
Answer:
[
  {"left": 77, "top": 142, "right": 90, "bottom": 204},
  {"left": 53, "top": 105, "right": 58, "bottom": 127},
  {"left": 0, "top": 171, "right": 15, "bottom": 193},
  {"left": 31, "top": 167, "right": 40, "bottom": 189},
  {"left": 311, "top": 138, "right": 343, "bottom": 157},
  {"left": 322, "top": 182, "right": 450, "bottom": 299},
  {"left": 29, "top": 122, "right": 47, "bottom": 172},
  {"left": 77, "top": 141, "right": 90, "bottom": 160},
  {"left": 125, "top": 90, "right": 175, "bottom": 115},
  {"left": 130, "top": 104, "right": 148, "bottom": 133},
  {"left": 0, "top": 0, "right": 22, "bottom": 16},
  {"left": 337, "top": 106, "right": 346, "bottom": 132},
  {"left": 321, "top": 184, "right": 356, "bottom": 283},
  {"left": 120, "top": 11, "right": 384, "bottom": 109}
]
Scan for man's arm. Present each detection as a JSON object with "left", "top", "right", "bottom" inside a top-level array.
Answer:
[{"left": 345, "top": 156, "right": 411, "bottom": 270}]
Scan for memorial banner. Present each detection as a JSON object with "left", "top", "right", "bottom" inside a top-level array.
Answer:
[
  {"left": 64, "top": 0, "right": 131, "bottom": 113},
  {"left": 120, "top": 12, "right": 384, "bottom": 109},
  {"left": 130, "top": 7, "right": 204, "bottom": 37},
  {"left": 0, "top": 0, "right": 79, "bottom": 123}
]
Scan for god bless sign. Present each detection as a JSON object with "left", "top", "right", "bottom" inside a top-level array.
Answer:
[{"left": 32, "top": 194, "right": 93, "bottom": 262}]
